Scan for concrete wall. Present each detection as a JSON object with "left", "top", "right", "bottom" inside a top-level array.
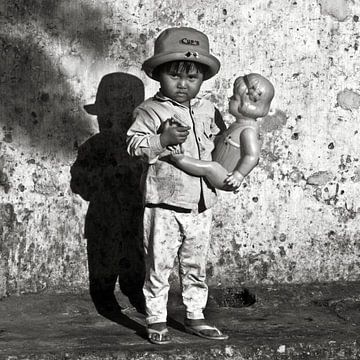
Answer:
[{"left": 1, "top": 0, "right": 360, "bottom": 297}]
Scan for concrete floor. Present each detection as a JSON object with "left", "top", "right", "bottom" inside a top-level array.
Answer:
[{"left": 1, "top": 282, "right": 360, "bottom": 359}]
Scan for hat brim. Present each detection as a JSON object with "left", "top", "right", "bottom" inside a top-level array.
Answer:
[
  {"left": 142, "top": 52, "right": 220, "bottom": 81},
  {"left": 84, "top": 104, "right": 98, "bottom": 115}
]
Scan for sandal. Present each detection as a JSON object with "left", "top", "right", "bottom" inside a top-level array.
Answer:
[
  {"left": 184, "top": 321, "right": 229, "bottom": 340},
  {"left": 147, "top": 327, "right": 172, "bottom": 345}
]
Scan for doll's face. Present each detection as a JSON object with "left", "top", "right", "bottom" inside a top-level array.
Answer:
[
  {"left": 228, "top": 92, "right": 243, "bottom": 118},
  {"left": 229, "top": 74, "right": 274, "bottom": 119}
]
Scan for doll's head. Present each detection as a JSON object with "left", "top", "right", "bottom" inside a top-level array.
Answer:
[{"left": 229, "top": 73, "right": 274, "bottom": 119}]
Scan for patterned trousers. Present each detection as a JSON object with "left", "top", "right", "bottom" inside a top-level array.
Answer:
[{"left": 142, "top": 206, "right": 213, "bottom": 325}]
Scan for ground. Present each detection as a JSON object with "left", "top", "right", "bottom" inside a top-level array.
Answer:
[{"left": 1, "top": 282, "right": 360, "bottom": 360}]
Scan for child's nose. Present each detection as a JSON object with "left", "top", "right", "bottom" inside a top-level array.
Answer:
[{"left": 177, "top": 79, "right": 187, "bottom": 88}]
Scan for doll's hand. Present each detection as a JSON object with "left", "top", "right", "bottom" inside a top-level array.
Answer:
[
  {"left": 224, "top": 170, "right": 244, "bottom": 193},
  {"left": 160, "top": 119, "right": 190, "bottom": 147}
]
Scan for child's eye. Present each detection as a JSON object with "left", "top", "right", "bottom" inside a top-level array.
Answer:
[{"left": 188, "top": 75, "right": 198, "bottom": 81}]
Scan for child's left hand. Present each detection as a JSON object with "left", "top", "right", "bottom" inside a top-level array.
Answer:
[{"left": 224, "top": 170, "right": 244, "bottom": 193}]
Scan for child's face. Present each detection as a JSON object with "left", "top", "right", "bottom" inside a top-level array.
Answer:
[{"left": 158, "top": 66, "right": 204, "bottom": 107}]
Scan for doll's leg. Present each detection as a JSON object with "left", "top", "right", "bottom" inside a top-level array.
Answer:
[{"left": 170, "top": 154, "right": 230, "bottom": 190}]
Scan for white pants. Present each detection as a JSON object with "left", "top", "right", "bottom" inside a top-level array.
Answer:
[{"left": 142, "top": 206, "right": 213, "bottom": 325}]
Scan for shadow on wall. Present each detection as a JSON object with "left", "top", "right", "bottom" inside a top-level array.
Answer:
[
  {"left": 1, "top": 0, "right": 116, "bottom": 155},
  {"left": 2, "top": 0, "right": 142, "bottom": 270},
  {"left": 70, "top": 73, "right": 146, "bottom": 320},
  {"left": 0, "top": 34, "right": 89, "bottom": 154},
  {"left": 2, "top": 2, "right": 148, "bottom": 332}
]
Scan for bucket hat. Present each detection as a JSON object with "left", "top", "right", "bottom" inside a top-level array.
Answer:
[{"left": 142, "top": 27, "right": 220, "bottom": 81}]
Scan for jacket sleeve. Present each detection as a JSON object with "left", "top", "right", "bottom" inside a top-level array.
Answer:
[{"left": 126, "top": 106, "right": 167, "bottom": 164}]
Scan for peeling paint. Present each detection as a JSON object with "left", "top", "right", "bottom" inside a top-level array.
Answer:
[
  {"left": 337, "top": 89, "right": 360, "bottom": 110},
  {"left": 319, "top": 0, "right": 351, "bottom": 21},
  {"left": 0, "top": 203, "right": 16, "bottom": 230},
  {"left": 0, "top": 169, "right": 10, "bottom": 193},
  {"left": 260, "top": 109, "right": 288, "bottom": 133},
  {"left": 289, "top": 168, "right": 304, "bottom": 183},
  {"left": 334, "top": 204, "right": 358, "bottom": 223},
  {"left": 307, "top": 171, "right": 333, "bottom": 186},
  {"left": 352, "top": 167, "right": 360, "bottom": 182}
]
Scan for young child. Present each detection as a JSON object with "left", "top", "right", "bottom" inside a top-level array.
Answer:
[
  {"left": 168, "top": 73, "right": 275, "bottom": 191},
  {"left": 127, "top": 27, "right": 229, "bottom": 344}
]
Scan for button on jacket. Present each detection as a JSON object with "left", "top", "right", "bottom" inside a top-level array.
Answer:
[{"left": 127, "top": 92, "right": 220, "bottom": 210}]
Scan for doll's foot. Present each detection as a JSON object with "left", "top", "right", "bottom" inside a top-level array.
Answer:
[
  {"left": 147, "top": 322, "right": 172, "bottom": 345},
  {"left": 167, "top": 144, "right": 184, "bottom": 155},
  {"left": 184, "top": 318, "right": 229, "bottom": 340},
  {"left": 169, "top": 150, "right": 185, "bottom": 163}
]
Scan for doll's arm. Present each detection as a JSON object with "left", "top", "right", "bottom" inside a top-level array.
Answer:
[{"left": 224, "top": 128, "right": 260, "bottom": 187}]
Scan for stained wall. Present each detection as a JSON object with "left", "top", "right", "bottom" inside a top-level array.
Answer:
[{"left": 1, "top": 0, "right": 359, "bottom": 297}]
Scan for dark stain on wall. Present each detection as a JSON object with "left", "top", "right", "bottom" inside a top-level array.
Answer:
[
  {"left": 292, "top": 168, "right": 304, "bottom": 183},
  {"left": 260, "top": 109, "right": 288, "bottom": 133},
  {"left": 0, "top": 203, "right": 18, "bottom": 294},
  {"left": 306, "top": 171, "right": 333, "bottom": 186},
  {"left": 0, "top": 203, "right": 16, "bottom": 232},
  {"left": 0, "top": 164, "right": 10, "bottom": 193},
  {"left": 334, "top": 204, "right": 358, "bottom": 223}
]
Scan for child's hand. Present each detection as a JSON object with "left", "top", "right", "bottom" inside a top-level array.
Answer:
[
  {"left": 160, "top": 118, "right": 190, "bottom": 147},
  {"left": 224, "top": 170, "right": 244, "bottom": 193}
]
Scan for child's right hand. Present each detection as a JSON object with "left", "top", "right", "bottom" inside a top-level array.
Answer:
[{"left": 160, "top": 118, "right": 190, "bottom": 147}]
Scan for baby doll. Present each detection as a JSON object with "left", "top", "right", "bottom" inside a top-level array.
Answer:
[{"left": 168, "top": 73, "right": 275, "bottom": 191}]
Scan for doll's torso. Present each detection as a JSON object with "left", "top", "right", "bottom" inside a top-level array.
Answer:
[{"left": 212, "top": 119, "right": 259, "bottom": 172}]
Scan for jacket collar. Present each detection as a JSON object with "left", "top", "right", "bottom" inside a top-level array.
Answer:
[{"left": 154, "top": 91, "right": 202, "bottom": 108}]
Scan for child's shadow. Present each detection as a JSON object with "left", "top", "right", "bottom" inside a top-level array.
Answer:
[{"left": 70, "top": 73, "right": 146, "bottom": 333}]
